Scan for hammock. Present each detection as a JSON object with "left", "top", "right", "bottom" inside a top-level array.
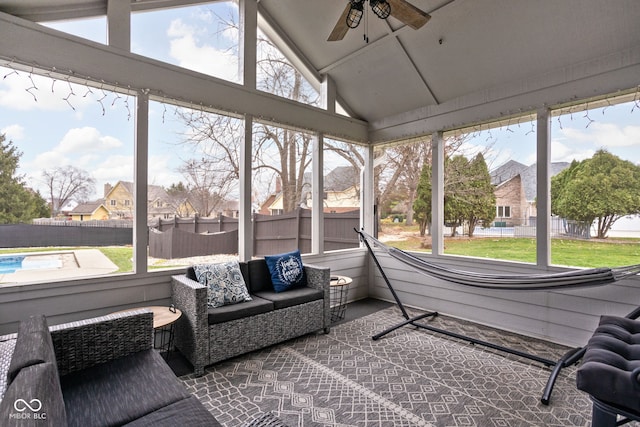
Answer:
[
  {"left": 356, "top": 228, "right": 640, "bottom": 405},
  {"left": 357, "top": 230, "right": 640, "bottom": 290}
]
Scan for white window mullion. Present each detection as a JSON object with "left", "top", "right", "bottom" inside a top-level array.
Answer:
[
  {"left": 239, "top": 115, "right": 253, "bottom": 261},
  {"left": 312, "top": 133, "right": 324, "bottom": 254},
  {"left": 239, "top": 0, "right": 257, "bottom": 89},
  {"left": 134, "top": 91, "right": 149, "bottom": 273},
  {"left": 536, "top": 108, "right": 551, "bottom": 268},
  {"left": 431, "top": 131, "right": 444, "bottom": 255}
]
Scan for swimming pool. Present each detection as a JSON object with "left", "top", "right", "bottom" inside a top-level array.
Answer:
[{"left": 0, "top": 255, "right": 63, "bottom": 274}]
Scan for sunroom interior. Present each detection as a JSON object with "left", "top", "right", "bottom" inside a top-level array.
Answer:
[{"left": 1, "top": 0, "right": 640, "bottom": 393}]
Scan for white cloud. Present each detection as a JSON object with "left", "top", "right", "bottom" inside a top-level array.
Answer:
[
  {"left": 92, "top": 154, "right": 134, "bottom": 195},
  {"left": 562, "top": 122, "right": 640, "bottom": 148},
  {"left": 22, "top": 128, "right": 126, "bottom": 199},
  {"left": 148, "top": 154, "right": 182, "bottom": 186},
  {"left": 58, "top": 127, "right": 123, "bottom": 153},
  {"left": 30, "top": 151, "right": 71, "bottom": 171},
  {"left": 1, "top": 124, "right": 25, "bottom": 140},
  {"left": 551, "top": 138, "right": 595, "bottom": 163},
  {"left": 167, "top": 19, "right": 239, "bottom": 82}
]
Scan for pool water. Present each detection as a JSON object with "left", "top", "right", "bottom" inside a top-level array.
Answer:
[{"left": 0, "top": 255, "right": 63, "bottom": 274}]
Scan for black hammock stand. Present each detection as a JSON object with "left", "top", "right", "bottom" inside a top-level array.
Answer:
[{"left": 355, "top": 228, "right": 640, "bottom": 405}]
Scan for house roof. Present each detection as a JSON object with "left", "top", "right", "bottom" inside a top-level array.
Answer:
[
  {"left": 1, "top": 0, "right": 638, "bottom": 143},
  {"left": 490, "top": 160, "right": 527, "bottom": 186},
  {"left": 70, "top": 200, "right": 107, "bottom": 215},
  {"left": 491, "top": 161, "right": 570, "bottom": 202},
  {"left": 325, "top": 166, "right": 360, "bottom": 192},
  {"left": 106, "top": 181, "right": 169, "bottom": 201}
]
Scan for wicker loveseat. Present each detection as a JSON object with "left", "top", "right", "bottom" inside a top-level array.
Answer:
[
  {"left": 0, "top": 311, "right": 220, "bottom": 427},
  {"left": 171, "top": 258, "right": 331, "bottom": 376}
]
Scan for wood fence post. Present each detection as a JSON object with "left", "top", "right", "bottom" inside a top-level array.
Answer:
[
  {"left": 252, "top": 212, "right": 257, "bottom": 255},
  {"left": 296, "top": 207, "right": 301, "bottom": 250}
]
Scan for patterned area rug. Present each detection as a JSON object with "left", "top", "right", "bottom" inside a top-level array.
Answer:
[{"left": 181, "top": 306, "right": 601, "bottom": 426}]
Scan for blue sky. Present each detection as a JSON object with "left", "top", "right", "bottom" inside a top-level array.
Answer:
[
  {"left": 463, "top": 102, "right": 640, "bottom": 170},
  {"left": 1, "top": 3, "right": 239, "bottom": 200},
  {"left": 1, "top": 2, "right": 639, "bottom": 204}
]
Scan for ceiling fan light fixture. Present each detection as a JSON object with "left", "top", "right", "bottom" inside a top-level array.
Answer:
[
  {"left": 346, "top": 0, "right": 364, "bottom": 28},
  {"left": 371, "top": 0, "right": 391, "bottom": 19}
]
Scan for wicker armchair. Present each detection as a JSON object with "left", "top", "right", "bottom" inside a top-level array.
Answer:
[
  {"left": 0, "top": 311, "right": 155, "bottom": 402},
  {"left": 172, "top": 260, "right": 330, "bottom": 376},
  {"left": 0, "top": 309, "right": 153, "bottom": 396}
]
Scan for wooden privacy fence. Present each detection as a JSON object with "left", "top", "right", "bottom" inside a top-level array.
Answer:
[
  {"left": 149, "top": 215, "right": 238, "bottom": 233},
  {"left": 148, "top": 209, "right": 360, "bottom": 258},
  {"left": 0, "top": 223, "right": 132, "bottom": 248},
  {"left": 2, "top": 210, "right": 360, "bottom": 257},
  {"left": 253, "top": 209, "right": 360, "bottom": 256},
  {"left": 149, "top": 228, "right": 239, "bottom": 259}
]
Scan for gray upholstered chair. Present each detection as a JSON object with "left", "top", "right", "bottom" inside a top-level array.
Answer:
[{"left": 576, "top": 315, "right": 640, "bottom": 427}]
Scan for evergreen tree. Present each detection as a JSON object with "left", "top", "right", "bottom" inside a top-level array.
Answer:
[
  {"left": 415, "top": 153, "right": 497, "bottom": 237},
  {"left": 413, "top": 160, "right": 432, "bottom": 236},
  {"left": 551, "top": 149, "right": 640, "bottom": 238},
  {"left": 444, "top": 155, "right": 470, "bottom": 237},
  {"left": 465, "top": 153, "right": 496, "bottom": 237},
  {"left": 0, "top": 134, "right": 49, "bottom": 224}
]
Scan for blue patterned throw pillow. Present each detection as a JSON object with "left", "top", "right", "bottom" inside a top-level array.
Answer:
[
  {"left": 193, "top": 261, "right": 252, "bottom": 308},
  {"left": 264, "top": 249, "right": 307, "bottom": 293}
]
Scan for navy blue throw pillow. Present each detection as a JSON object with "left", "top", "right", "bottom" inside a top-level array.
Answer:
[{"left": 264, "top": 250, "right": 307, "bottom": 292}]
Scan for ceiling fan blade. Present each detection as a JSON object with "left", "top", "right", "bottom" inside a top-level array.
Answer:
[
  {"left": 327, "top": 3, "right": 352, "bottom": 41},
  {"left": 388, "top": 0, "right": 431, "bottom": 30}
]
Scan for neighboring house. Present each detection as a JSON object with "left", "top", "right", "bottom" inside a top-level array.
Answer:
[
  {"left": 314, "top": 165, "right": 360, "bottom": 213},
  {"left": 259, "top": 175, "right": 311, "bottom": 215},
  {"left": 103, "top": 181, "right": 196, "bottom": 220},
  {"left": 69, "top": 201, "right": 110, "bottom": 221},
  {"left": 490, "top": 160, "right": 569, "bottom": 226},
  {"left": 58, "top": 199, "right": 79, "bottom": 218},
  {"left": 260, "top": 166, "right": 360, "bottom": 215},
  {"left": 103, "top": 182, "right": 134, "bottom": 219},
  {"left": 258, "top": 194, "right": 278, "bottom": 215},
  {"left": 262, "top": 193, "right": 291, "bottom": 216}
]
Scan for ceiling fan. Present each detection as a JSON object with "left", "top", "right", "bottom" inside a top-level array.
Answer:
[{"left": 328, "top": 0, "right": 431, "bottom": 42}]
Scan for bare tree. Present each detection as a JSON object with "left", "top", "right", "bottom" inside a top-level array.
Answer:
[
  {"left": 175, "top": 15, "right": 319, "bottom": 215},
  {"left": 173, "top": 112, "right": 243, "bottom": 216},
  {"left": 42, "top": 165, "right": 95, "bottom": 217},
  {"left": 375, "top": 140, "right": 431, "bottom": 226},
  {"left": 374, "top": 134, "right": 472, "bottom": 230}
]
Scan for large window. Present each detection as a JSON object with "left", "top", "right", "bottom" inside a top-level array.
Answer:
[
  {"left": 375, "top": 137, "right": 432, "bottom": 250},
  {"left": 0, "top": 66, "right": 135, "bottom": 284},
  {"left": 147, "top": 100, "right": 242, "bottom": 269},
  {"left": 132, "top": 2, "right": 240, "bottom": 83},
  {"left": 256, "top": 30, "right": 319, "bottom": 106},
  {"left": 550, "top": 94, "right": 640, "bottom": 268},
  {"left": 439, "top": 116, "right": 538, "bottom": 262},
  {"left": 322, "top": 138, "right": 364, "bottom": 251},
  {"left": 252, "top": 123, "right": 313, "bottom": 255},
  {"left": 374, "top": 121, "right": 538, "bottom": 261}
]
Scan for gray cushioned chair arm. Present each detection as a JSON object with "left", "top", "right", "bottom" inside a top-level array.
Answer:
[
  {"left": 171, "top": 274, "right": 210, "bottom": 375},
  {"left": 304, "top": 263, "right": 331, "bottom": 332},
  {"left": 49, "top": 310, "right": 154, "bottom": 377}
]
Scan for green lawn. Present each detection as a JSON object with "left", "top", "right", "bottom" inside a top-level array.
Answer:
[
  {"left": 2, "top": 237, "right": 639, "bottom": 271},
  {"left": 384, "top": 236, "right": 640, "bottom": 268},
  {"left": 99, "top": 247, "right": 133, "bottom": 272}
]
